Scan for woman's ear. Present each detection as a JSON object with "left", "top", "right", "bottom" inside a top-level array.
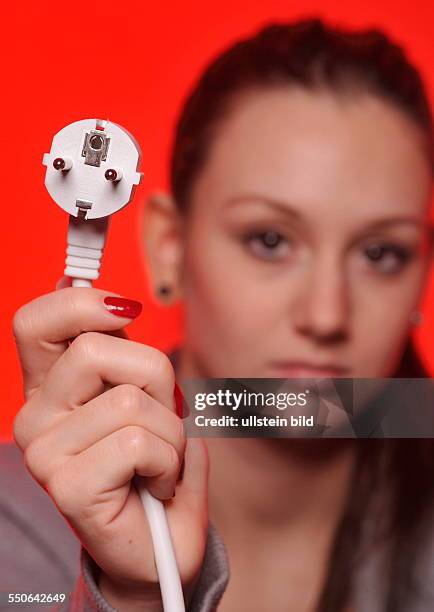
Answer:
[{"left": 141, "top": 191, "right": 184, "bottom": 304}]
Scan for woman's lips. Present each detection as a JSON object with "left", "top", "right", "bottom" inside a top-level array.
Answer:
[{"left": 269, "top": 361, "right": 349, "bottom": 378}]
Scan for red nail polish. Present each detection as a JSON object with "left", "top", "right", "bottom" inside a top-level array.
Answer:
[
  {"left": 174, "top": 381, "right": 190, "bottom": 419},
  {"left": 103, "top": 296, "right": 143, "bottom": 319}
]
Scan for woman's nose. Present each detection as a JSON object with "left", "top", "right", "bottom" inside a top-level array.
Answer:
[{"left": 291, "top": 254, "right": 350, "bottom": 342}]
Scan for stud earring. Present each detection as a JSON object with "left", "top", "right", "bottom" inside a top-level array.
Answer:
[
  {"left": 157, "top": 284, "right": 172, "bottom": 299},
  {"left": 409, "top": 310, "right": 424, "bottom": 326}
]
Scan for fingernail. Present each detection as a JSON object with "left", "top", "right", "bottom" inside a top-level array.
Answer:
[
  {"left": 174, "top": 381, "right": 190, "bottom": 419},
  {"left": 103, "top": 296, "right": 143, "bottom": 319}
]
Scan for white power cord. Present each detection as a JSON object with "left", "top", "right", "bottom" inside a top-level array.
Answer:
[
  {"left": 134, "top": 477, "right": 186, "bottom": 611},
  {"left": 43, "top": 118, "right": 185, "bottom": 612}
]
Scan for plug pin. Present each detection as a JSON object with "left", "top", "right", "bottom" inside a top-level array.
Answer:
[
  {"left": 105, "top": 168, "right": 123, "bottom": 182},
  {"left": 53, "top": 157, "right": 73, "bottom": 171}
]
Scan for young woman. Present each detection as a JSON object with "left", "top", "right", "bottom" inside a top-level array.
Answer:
[{"left": 6, "top": 18, "right": 434, "bottom": 612}]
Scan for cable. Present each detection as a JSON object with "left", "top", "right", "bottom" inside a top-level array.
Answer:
[
  {"left": 134, "top": 478, "right": 185, "bottom": 612},
  {"left": 43, "top": 118, "right": 185, "bottom": 611},
  {"left": 71, "top": 279, "right": 92, "bottom": 288}
]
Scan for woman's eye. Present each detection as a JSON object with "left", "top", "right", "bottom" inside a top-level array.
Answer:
[
  {"left": 363, "top": 242, "right": 413, "bottom": 273},
  {"left": 243, "top": 231, "right": 291, "bottom": 261}
]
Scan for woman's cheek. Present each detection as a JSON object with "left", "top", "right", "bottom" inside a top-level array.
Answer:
[
  {"left": 195, "top": 258, "right": 272, "bottom": 340},
  {"left": 184, "top": 243, "right": 278, "bottom": 372},
  {"left": 352, "top": 283, "right": 416, "bottom": 376}
]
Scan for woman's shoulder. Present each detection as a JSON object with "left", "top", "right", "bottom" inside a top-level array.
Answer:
[{"left": 0, "top": 441, "right": 80, "bottom": 593}]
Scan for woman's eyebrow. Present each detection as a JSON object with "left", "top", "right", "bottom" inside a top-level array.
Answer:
[
  {"left": 223, "top": 195, "right": 304, "bottom": 220},
  {"left": 362, "top": 217, "right": 427, "bottom": 230},
  {"left": 224, "top": 195, "right": 427, "bottom": 230}
]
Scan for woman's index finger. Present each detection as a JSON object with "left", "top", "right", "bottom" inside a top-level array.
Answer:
[{"left": 12, "top": 286, "right": 141, "bottom": 398}]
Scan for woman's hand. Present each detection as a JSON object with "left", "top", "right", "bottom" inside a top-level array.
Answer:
[{"left": 12, "top": 287, "right": 209, "bottom": 609}]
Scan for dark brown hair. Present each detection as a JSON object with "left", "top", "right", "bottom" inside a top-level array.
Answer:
[{"left": 170, "top": 18, "right": 434, "bottom": 612}]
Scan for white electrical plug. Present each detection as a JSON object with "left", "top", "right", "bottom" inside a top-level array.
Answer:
[
  {"left": 42, "top": 118, "right": 143, "bottom": 284},
  {"left": 42, "top": 118, "right": 185, "bottom": 611}
]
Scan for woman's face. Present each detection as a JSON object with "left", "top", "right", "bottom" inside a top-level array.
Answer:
[{"left": 179, "top": 87, "right": 433, "bottom": 378}]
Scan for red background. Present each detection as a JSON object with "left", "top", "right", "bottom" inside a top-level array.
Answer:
[{"left": 1, "top": 0, "right": 433, "bottom": 440}]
